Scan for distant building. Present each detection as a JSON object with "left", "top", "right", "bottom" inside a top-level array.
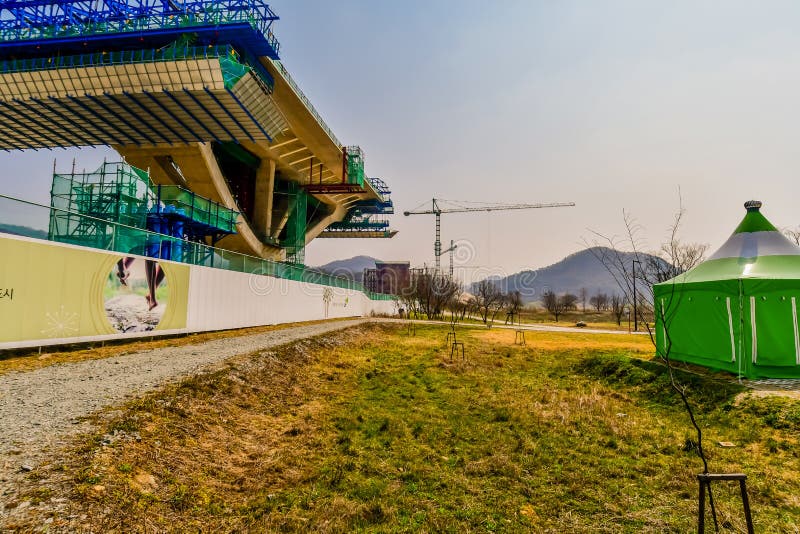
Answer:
[{"left": 364, "top": 261, "right": 411, "bottom": 295}]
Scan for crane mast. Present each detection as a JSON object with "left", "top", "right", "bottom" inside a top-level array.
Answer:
[{"left": 404, "top": 198, "right": 575, "bottom": 273}]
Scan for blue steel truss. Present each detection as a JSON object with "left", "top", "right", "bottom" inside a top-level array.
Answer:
[
  {"left": 0, "top": 0, "right": 280, "bottom": 58},
  {"left": 324, "top": 176, "right": 395, "bottom": 235}
]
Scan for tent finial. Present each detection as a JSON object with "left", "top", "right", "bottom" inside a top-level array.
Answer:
[{"left": 744, "top": 200, "right": 762, "bottom": 212}]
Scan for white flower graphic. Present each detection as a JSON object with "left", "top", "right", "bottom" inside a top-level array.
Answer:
[{"left": 41, "top": 305, "right": 79, "bottom": 338}]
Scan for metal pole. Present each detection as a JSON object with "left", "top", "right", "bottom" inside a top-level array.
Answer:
[
  {"left": 433, "top": 199, "right": 441, "bottom": 271},
  {"left": 450, "top": 239, "right": 454, "bottom": 278},
  {"left": 633, "top": 259, "right": 638, "bottom": 332},
  {"left": 341, "top": 147, "right": 347, "bottom": 184}
]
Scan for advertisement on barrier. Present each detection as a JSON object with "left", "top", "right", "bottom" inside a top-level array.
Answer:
[{"left": 0, "top": 235, "right": 189, "bottom": 346}]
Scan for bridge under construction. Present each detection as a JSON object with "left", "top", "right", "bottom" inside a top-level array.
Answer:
[
  {"left": 0, "top": 1, "right": 397, "bottom": 350},
  {"left": 0, "top": 0, "right": 395, "bottom": 264}
]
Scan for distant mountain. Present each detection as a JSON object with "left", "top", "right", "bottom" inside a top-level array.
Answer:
[
  {"left": 319, "top": 248, "right": 665, "bottom": 302},
  {"left": 315, "top": 255, "right": 379, "bottom": 283},
  {"left": 0, "top": 223, "right": 47, "bottom": 240},
  {"left": 479, "top": 247, "right": 663, "bottom": 303}
]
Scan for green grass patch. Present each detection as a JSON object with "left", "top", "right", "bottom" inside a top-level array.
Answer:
[{"left": 22, "top": 324, "right": 800, "bottom": 532}]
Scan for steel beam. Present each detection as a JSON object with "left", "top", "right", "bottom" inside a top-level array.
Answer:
[
  {"left": 163, "top": 89, "right": 221, "bottom": 143},
  {"left": 105, "top": 91, "right": 172, "bottom": 145},
  {"left": 0, "top": 114, "right": 39, "bottom": 150},
  {"left": 30, "top": 96, "right": 102, "bottom": 146},
  {"left": 225, "top": 86, "right": 272, "bottom": 141},
  {"left": 61, "top": 95, "right": 128, "bottom": 146},
  {"left": 120, "top": 91, "right": 189, "bottom": 145},
  {"left": 205, "top": 87, "right": 254, "bottom": 142},
  {"left": 183, "top": 88, "right": 237, "bottom": 142},
  {"left": 10, "top": 98, "right": 79, "bottom": 148},
  {"left": 84, "top": 92, "right": 150, "bottom": 145},
  {"left": 0, "top": 101, "right": 63, "bottom": 148},
  {"left": 142, "top": 90, "right": 203, "bottom": 143}
]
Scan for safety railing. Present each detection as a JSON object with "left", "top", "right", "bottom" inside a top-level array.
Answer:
[
  {"left": 0, "top": 194, "right": 393, "bottom": 300},
  {"left": 271, "top": 59, "right": 342, "bottom": 148}
]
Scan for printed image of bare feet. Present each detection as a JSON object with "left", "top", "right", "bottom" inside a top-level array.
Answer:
[{"left": 104, "top": 257, "right": 168, "bottom": 333}]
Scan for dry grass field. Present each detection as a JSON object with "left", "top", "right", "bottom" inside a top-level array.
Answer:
[{"left": 9, "top": 323, "right": 800, "bottom": 532}]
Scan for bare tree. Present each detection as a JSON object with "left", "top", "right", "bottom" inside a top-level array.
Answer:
[
  {"left": 561, "top": 293, "right": 579, "bottom": 311},
  {"left": 405, "top": 268, "right": 461, "bottom": 320},
  {"left": 489, "top": 292, "right": 508, "bottom": 325},
  {"left": 587, "top": 196, "right": 716, "bottom": 498},
  {"left": 783, "top": 227, "right": 800, "bottom": 246},
  {"left": 445, "top": 286, "right": 466, "bottom": 326},
  {"left": 610, "top": 294, "right": 626, "bottom": 326},
  {"left": 586, "top": 198, "right": 707, "bottom": 331},
  {"left": 474, "top": 279, "right": 504, "bottom": 324},
  {"left": 504, "top": 290, "right": 523, "bottom": 325},
  {"left": 398, "top": 286, "right": 419, "bottom": 319},
  {"left": 656, "top": 275, "right": 713, "bottom": 482},
  {"left": 542, "top": 290, "right": 566, "bottom": 322},
  {"left": 579, "top": 287, "right": 588, "bottom": 313},
  {"left": 590, "top": 292, "right": 609, "bottom": 312},
  {"left": 464, "top": 295, "right": 479, "bottom": 322}
]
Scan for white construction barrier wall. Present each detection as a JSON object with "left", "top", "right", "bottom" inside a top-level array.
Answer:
[
  {"left": 0, "top": 233, "right": 396, "bottom": 349},
  {"left": 185, "top": 263, "right": 395, "bottom": 332}
]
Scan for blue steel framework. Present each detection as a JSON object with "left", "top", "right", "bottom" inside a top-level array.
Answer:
[
  {"left": 0, "top": 0, "right": 279, "bottom": 58},
  {"left": 321, "top": 177, "right": 396, "bottom": 236}
]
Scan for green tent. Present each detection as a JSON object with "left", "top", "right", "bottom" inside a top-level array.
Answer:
[{"left": 654, "top": 201, "right": 800, "bottom": 379}]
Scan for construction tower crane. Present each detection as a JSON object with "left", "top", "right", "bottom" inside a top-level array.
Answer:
[
  {"left": 437, "top": 239, "right": 458, "bottom": 277},
  {"left": 403, "top": 198, "right": 575, "bottom": 273}
]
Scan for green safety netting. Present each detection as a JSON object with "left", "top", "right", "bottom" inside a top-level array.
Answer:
[
  {"left": 345, "top": 146, "right": 366, "bottom": 187},
  {"left": 283, "top": 181, "right": 307, "bottom": 264},
  {"left": 219, "top": 52, "right": 250, "bottom": 89},
  {"left": 49, "top": 161, "right": 152, "bottom": 252},
  {"left": 654, "top": 201, "right": 800, "bottom": 379},
  {"left": 8, "top": 193, "right": 392, "bottom": 299},
  {"left": 158, "top": 186, "right": 238, "bottom": 234},
  {"left": 49, "top": 161, "right": 239, "bottom": 253}
]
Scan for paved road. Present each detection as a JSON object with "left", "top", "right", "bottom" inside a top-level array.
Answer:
[{"left": 400, "top": 318, "right": 650, "bottom": 336}]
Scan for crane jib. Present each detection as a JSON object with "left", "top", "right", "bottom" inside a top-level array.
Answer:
[{"left": 402, "top": 198, "right": 575, "bottom": 273}]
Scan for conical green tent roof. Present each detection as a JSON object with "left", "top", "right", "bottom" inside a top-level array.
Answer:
[
  {"left": 654, "top": 201, "right": 800, "bottom": 379},
  {"left": 666, "top": 201, "right": 800, "bottom": 284}
]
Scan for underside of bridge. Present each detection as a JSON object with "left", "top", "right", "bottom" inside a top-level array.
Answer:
[{"left": 0, "top": 0, "right": 395, "bottom": 263}]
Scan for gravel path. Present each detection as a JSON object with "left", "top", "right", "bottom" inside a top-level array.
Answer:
[{"left": 0, "top": 319, "right": 369, "bottom": 486}]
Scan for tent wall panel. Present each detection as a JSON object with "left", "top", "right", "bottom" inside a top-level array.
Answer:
[{"left": 657, "top": 284, "right": 741, "bottom": 374}]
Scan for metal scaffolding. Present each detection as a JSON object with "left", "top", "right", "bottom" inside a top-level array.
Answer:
[
  {"left": 0, "top": 0, "right": 281, "bottom": 59},
  {"left": 49, "top": 160, "right": 238, "bottom": 260},
  {"left": 320, "top": 177, "right": 397, "bottom": 238}
]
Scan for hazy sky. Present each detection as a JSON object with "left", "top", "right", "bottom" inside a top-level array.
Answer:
[{"left": 4, "top": 1, "right": 800, "bottom": 280}]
